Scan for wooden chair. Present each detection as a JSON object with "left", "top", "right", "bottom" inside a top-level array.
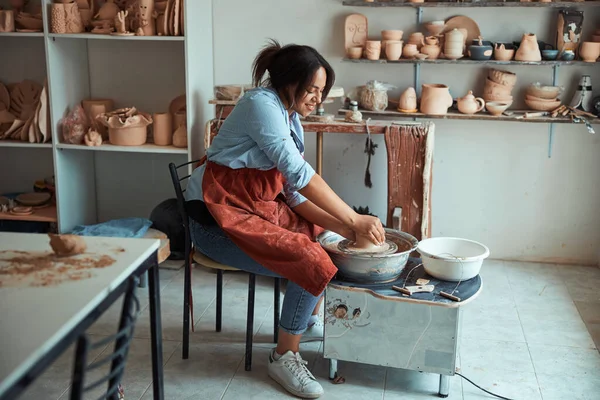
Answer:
[{"left": 168, "top": 160, "right": 281, "bottom": 371}]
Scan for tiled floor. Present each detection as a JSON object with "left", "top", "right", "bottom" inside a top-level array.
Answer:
[{"left": 19, "top": 260, "right": 600, "bottom": 400}]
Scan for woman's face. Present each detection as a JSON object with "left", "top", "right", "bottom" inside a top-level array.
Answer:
[{"left": 292, "top": 67, "right": 327, "bottom": 117}]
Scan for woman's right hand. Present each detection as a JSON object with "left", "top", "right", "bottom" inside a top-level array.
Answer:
[{"left": 351, "top": 214, "right": 386, "bottom": 246}]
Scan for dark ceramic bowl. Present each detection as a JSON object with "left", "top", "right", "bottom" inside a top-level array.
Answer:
[
  {"left": 469, "top": 44, "right": 493, "bottom": 60},
  {"left": 542, "top": 50, "right": 559, "bottom": 60},
  {"left": 471, "top": 39, "right": 493, "bottom": 46},
  {"left": 561, "top": 51, "right": 575, "bottom": 61}
]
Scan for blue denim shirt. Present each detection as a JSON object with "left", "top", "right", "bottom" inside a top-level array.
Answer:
[{"left": 186, "top": 87, "right": 315, "bottom": 208}]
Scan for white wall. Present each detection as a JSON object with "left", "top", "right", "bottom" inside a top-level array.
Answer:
[{"left": 212, "top": 0, "right": 600, "bottom": 265}]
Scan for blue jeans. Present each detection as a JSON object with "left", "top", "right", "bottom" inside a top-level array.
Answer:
[{"left": 189, "top": 219, "right": 322, "bottom": 335}]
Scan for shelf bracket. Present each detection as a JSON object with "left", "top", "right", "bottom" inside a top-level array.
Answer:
[
  {"left": 414, "top": 6, "right": 423, "bottom": 99},
  {"left": 547, "top": 64, "right": 559, "bottom": 158}
]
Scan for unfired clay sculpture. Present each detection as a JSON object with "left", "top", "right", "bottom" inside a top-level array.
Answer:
[
  {"left": 0, "top": 10, "right": 15, "bottom": 32},
  {"left": 515, "top": 33, "right": 541, "bottom": 62},
  {"left": 112, "top": 10, "right": 134, "bottom": 35},
  {"left": 84, "top": 129, "right": 102, "bottom": 146},
  {"left": 152, "top": 112, "right": 173, "bottom": 145},
  {"left": 136, "top": 0, "right": 157, "bottom": 36},
  {"left": 96, "top": 107, "right": 152, "bottom": 146},
  {"left": 345, "top": 14, "right": 368, "bottom": 53},
  {"left": 48, "top": 233, "right": 87, "bottom": 256},
  {"left": 398, "top": 87, "right": 417, "bottom": 113}
]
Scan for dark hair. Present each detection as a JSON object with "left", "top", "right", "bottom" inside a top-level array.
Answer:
[{"left": 252, "top": 39, "right": 335, "bottom": 109}]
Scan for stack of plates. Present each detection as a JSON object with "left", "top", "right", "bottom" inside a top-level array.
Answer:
[{"left": 16, "top": 192, "right": 51, "bottom": 207}]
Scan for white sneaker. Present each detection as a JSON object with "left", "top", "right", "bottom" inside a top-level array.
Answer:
[
  {"left": 268, "top": 350, "right": 324, "bottom": 399},
  {"left": 300, "top": 318, "right": 324, "bottom": 343}
]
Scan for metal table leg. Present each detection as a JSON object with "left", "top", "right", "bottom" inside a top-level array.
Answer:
[
  {"left": 148, "top": 256, "right": 164, "bottom": 399},
  {"left": 438, "top": 374, "right": 450, "bottom": 398},
  {"left": 328, "top": 359, "right": 338, "bottom": 380}
]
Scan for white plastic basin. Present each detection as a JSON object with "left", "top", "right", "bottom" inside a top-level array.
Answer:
[{"left": 417, "top": 237, "right": 490, "bottom": 282}]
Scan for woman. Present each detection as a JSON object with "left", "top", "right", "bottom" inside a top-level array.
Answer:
[{"left": 185, "top": 40, "right": 385, "bottom": 398}]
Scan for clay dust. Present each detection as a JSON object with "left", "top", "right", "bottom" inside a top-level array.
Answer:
[{"left": 0, "top": 250, "right": 117, "bottom": 288}]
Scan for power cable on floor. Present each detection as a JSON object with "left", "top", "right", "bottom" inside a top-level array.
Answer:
[{"left": 456, "top": 372, "right": 515, "bottom": 400}]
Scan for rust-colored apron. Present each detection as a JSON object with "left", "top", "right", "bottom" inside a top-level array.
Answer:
[{"left": 201, "top": 160, "right": 337, "bottom": 296}]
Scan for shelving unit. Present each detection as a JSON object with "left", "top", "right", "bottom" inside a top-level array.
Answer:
[
  {"left": 341, "top": 0, "right": 599, "bottom": 158},
  {"left": 0, "top": 0, "right": 214, "bottom": 233}
]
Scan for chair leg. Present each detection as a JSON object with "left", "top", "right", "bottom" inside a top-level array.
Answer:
[
  {"left": 182, "top": 255, "right": 191, "bottom": 360},
  {"left": 216, "top": 269, "right": 223, "bottom": 332},
  {"left": 273, "top": 278, "right": 280, "bottom": 343},
  {"left": 245, "top": 273, "right": 256, "bottom": 371}
]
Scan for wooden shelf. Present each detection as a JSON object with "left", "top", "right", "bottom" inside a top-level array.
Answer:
[
  {"left": 342, "top": 1, "right": 600, "bottom": 8},
  {"left": 0, "top": 204, "right": 57, "bottom": 223},
  {"left": 56, "top": 143, "right": 188, "bottom": 154},
  {"left": 48, "top": 33, "right": 184, "bottom": 41},
  {"left": 342, "top": 58, "right": 598, "bottom": 66},
  {"left": 0, "top": 141, "right": 52, "bottom": 149},
  {"left": 337, "top": 108, "right": 600, "bottom": 124},
  {"left": 0, "top": 32, "right": 44, "bottom": 37}
]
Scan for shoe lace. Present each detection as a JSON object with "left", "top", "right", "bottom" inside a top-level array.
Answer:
[{"left": 284, "top": 353, "right": 315, "bottom": 386}]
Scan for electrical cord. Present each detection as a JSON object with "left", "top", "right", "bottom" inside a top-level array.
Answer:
[{"left": 456, "top": 373, "right": 515, "bottom": 400}]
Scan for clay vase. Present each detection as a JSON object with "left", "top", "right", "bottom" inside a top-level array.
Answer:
[
  {"left": 0, "top": 10, "right": 15, "bottom": 32},
  {"left": 385, "top": 41, "right": 403, "bottom": 60},
  {"left": 365, "top": 40, "right": 381, "bottom": 60},
  {"left": 421, "top": 37, "right": 441, "bottom": 60},
  {"left": 457, "top": 90, "right": 485, "bottom": 114},
  {"left": 172, "top": 124, "right": 187, "bottom": 148},
  {"left": 89, "top": 104, "right": 108, "bottom": 137},
  {"left": 579, "top": 42, "right": 600, "bottom": 62},
  {"left": 444, "top": 29, "right": 464, "bottom": 60},
  {"left": 515, "top": 33, "right": 541, "bottom": 62},
  {"left": 152, "top": 112, "right": 173, "bottom": 145},
  {"left": 403, "top": 43, "right": 419, "bottom": 59},
  {"left": 398, "top": 87, "right": 417, "bottom": 112},
  {"left": 408, "top": 32, "right": 424, "bottom": 50},
  {"left": 420, "top": 84, "right": 453, "bottom": 115}
]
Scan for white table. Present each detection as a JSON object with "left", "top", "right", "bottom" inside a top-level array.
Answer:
[{"left": 0, "top": 233, "right": 164, "bottom": 400}]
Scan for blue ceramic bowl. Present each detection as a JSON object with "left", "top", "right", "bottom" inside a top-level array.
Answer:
[
  {"left": 561, "top": 51, "right": 575, "bottom": 61},
  {"left": 542, "top": 50, "right": 559, "bottom": 60}
]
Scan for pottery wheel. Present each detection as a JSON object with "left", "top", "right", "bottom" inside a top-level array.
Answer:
[{"left": 337, "top": 239, "right": 398, "bottom": 255}]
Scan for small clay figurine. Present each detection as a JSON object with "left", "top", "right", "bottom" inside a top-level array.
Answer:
[
  {"left": 84, "top": 128, "right": 102, "bottom": 146},
  {"left": 135, "top": 0, "right": 157, "bottom": 36},
  {"left": 112, "top": 9, "right": 133, "bottom": 35}
]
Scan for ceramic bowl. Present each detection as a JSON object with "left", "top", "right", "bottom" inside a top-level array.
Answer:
[
  {"left": 494, "top": 48, "right": 515, "bottom": 61},
  {"left": 484, "top": 78, "right": 513, "bottom": 96},
  {"left": 485, "top": 101, "right": 511, "bottom": 116},
  {"left": 525, "top": 94, "right": 559, "bottom": 102},
  {"left": 381, "top": 30, "right": 403, "bottom": 41},
  {"left": 468, "top": 44, "right": 493, "bottom": 60},
  {"left": 542, "top": 50, "right": 559, "bottom": 60},
  {"left": 527, "top": 83, "right": 562, "bottom": 99},
  {"left": 525, "top": 98, "right": 562, "bottom": 112},
  {"left": 347, "top": 46, "right": 363, "bottom": 59},
  {"left": 414, "top": 53, "right": 429, "bottom": 60},
  {"left": 561, "top": 51, "right": 575, "bottom": 61},
  {"left": 488, "top": 69, "right": 517, "bottom": 87},
  {"left": 417, "top": 237, "right": 490, "bottom": 282},
  {"left": 424, "top": 22, "right": 445, "bottom": 37}
]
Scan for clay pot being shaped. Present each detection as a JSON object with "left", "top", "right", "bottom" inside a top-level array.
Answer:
[
  {"left": 421, "top": 38, "right": 441, "bottom": 60},
  {"left": 385, "top": 41, "right": 403, "bottom": 60},
  {"left": 365, "top": 40, "right": 381, "bottom": 60},
  {"left": 515, "top": 33, "right": 541, "bottom": 62},
  {"left": 579, "top": 42, "right": 600, "bottom": 62},
  {"left": 494, "top": 43, "right": 515, "bottom": 61},
  {"left": 408, "top": 32, "right": 424, "bottom": 50},
  {"left": 403, "top": 43, "right": 419, "bottom": 59},
  {"left": 457, "top": 90, "right": 485, "bottom": 114},
  {"left": 398, "top": 87, "right": 418, "bottom": 112},
  {"left": 420, "top": 84, "right": 453, "bottom": 115}
]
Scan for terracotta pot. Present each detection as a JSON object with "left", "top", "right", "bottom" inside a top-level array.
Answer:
[
  {"left": 152, "top": 112, "right": 173, "bottom": 145},
  {"left": 420, "top": 83, "right": 453, "bottom": 115},
  {"left": 403, "top": 43, "right": 418, "bottom": 59},
  {"left": 109, "top": 126, "right": 147, "bottom": 146},
  {"left": 579, "top": 42, "right": 600, "bottom": 62},
  {"left": 494, "top": 43, "right": 515, "bottom": 61},
  {"left": 365, "top": 40, "right": 381, "bottom": 60},
  {"left": 444, "top": 29, "right": 464, "bottom": 59},
  {"left": 381, "top": 30, "right": 403, "bottom": 41},
  {"left": 488, "top": 69, "right": 517, "bottom": 87},
  {"left": 515, "top": 33, "right": 541, "bottom": 62},
  {"left": 398, "top": 87, "right": 417, "bottom": 112},
  {"left": 421, "top": 42, "right": 441, "bottom": 60},
  {"left": 425, "top": 36, "right": 438, "bottom": 46},
  {"left": 483, "top": 78, "right": 512, "bottom": 97},
  {"left": 408, "top": 32, "right": 424, "bottom": 50},
  {"left": 172, "top": 111, "right": 186, "bottom": 131},
  {"left": 385, "top": 41, "right": 403, "bottom": 60},
  {"left": 347, "top": 46, "right": 363, "bottom": 59}
]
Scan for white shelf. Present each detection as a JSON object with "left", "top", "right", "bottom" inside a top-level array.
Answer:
[
  {"left": 0, "top": 32, "right": 44, "bottom": 37},
  {"left": 56, "top": 143, "right": 188, "bottom": 154},
  {"left": 48, "top": 33, "right": 184, "bottom": 41},
  {"left": 0, "top": 141, "right": 52, "bottom": 149}
]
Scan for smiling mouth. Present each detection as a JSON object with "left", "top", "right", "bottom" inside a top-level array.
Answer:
[{"left": 306, "top": 104, "right": 315, "bottom": 111}]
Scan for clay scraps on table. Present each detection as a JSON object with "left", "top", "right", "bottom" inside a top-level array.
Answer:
[{"left": 0, "top": 250, "right": 116, "bottom": 288}]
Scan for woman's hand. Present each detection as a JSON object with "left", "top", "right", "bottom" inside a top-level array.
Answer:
[{"left": 351, "top": 214, "right": 386, "bottom": 246}]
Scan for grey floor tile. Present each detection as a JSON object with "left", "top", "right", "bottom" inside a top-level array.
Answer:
[
  {"left": 460, "top": 338, "right": 534, "bottom": 374},
  {"left": 461, "top": 368, "right": 541, "bottom": 400},
  {"left": 528, "top": 343, "right": 600, "bottom": 378},
  {"left": 385, "top": 368, "right": 463, "bottom": 399},
  {"left": 520, "top": 316, "right": 595, "bottom": 349},
  {"left": 311, "top": 357, "right": 386, "bottom": 400},
  {"left": 575, "top": 301, "right": 600, "bottom": 325},
  {"left": 536, "top": 372, "right": 600, "bottom": 400},
  {"left": 461, "top": 300, "right": 525, "bottom": 343}
]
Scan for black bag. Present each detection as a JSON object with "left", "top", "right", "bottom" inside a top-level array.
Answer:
[{"left": 149, "top": 198, "right": 185, "bottom": 260}]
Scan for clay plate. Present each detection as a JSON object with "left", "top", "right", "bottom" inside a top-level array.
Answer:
[
  {"left": 16, "top": 192, "right": 51, "bottom": 206},
  {"left": 11, "top": 206, "right": 34, "bottom": 216},
  {"left": 443, "top": 16, "right": 481, "bottom": 53}
]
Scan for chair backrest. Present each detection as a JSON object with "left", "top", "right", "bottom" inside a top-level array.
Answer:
[
  {"left": 168, "top": 160, "right": 201, "bottom": 260},
  {"left": 70, "top": 276, "right": 141, "bottom": 400}
]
